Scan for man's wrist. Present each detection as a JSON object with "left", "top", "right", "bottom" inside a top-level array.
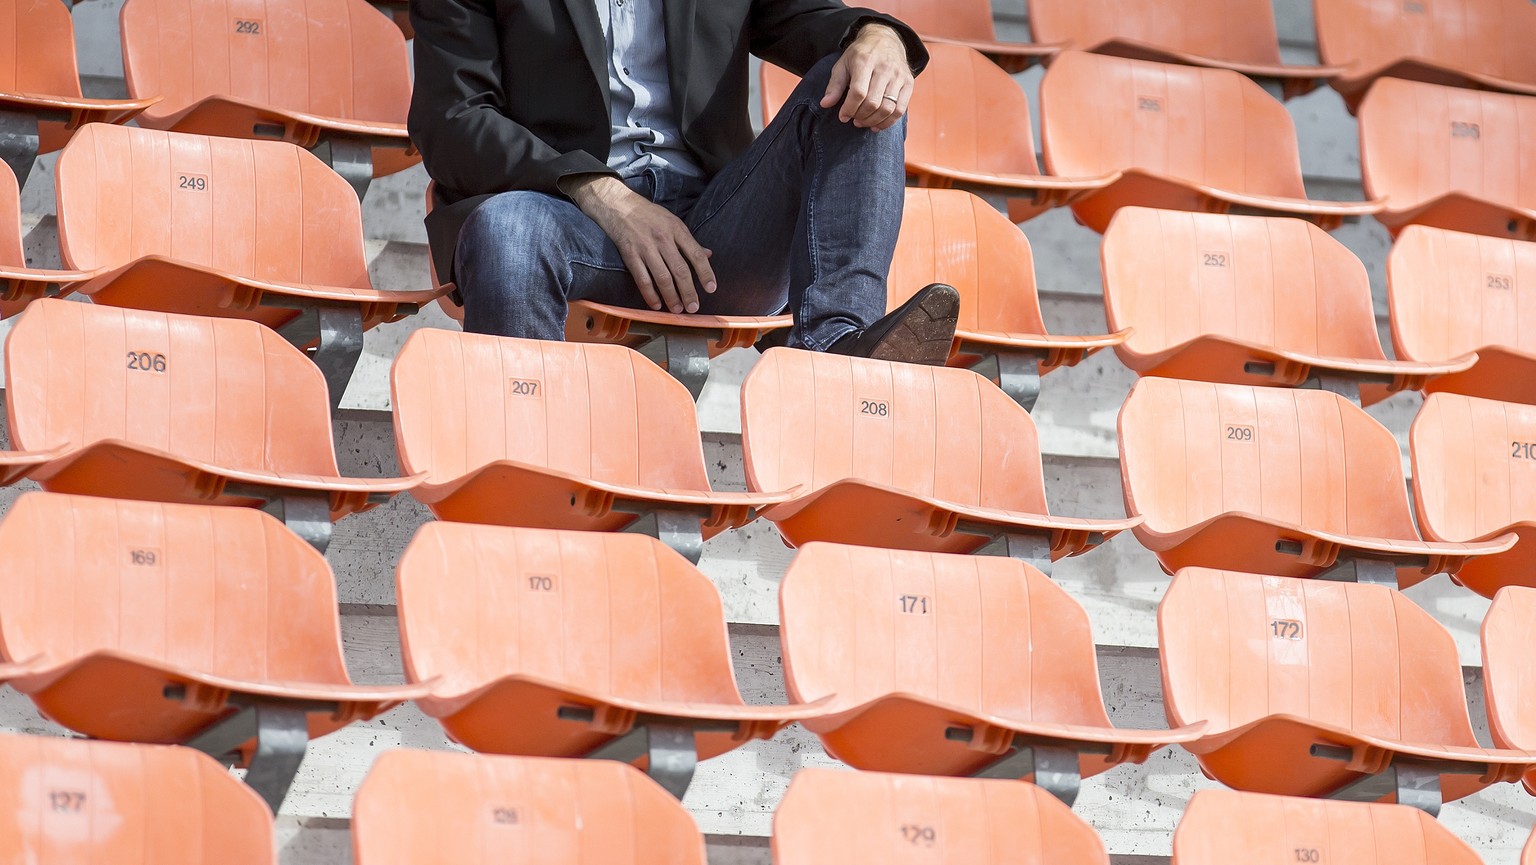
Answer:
[
  {"left": 852, "top": 22, "right": 903, "bottom": 48},
  {"left": 563, "top": 173, "right": 627, "bottom": 212}
]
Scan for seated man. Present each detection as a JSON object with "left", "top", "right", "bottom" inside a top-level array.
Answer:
[{"left": 410, "top": 0, "right": 960, "bottom": 365}]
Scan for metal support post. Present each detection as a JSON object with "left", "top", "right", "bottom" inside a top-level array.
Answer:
[
  {"left": 964, "top": 525, "right": 1054, "bottom": 575},
  {"left": 260, "top": 495, "right": 334, "bottom": 554},
  {"left": 311, "top": 138, "right": 374, "bottom": 201},
  {"left": 638, "top": 332, "right": 712, "bottom": 401},
  {"left": 620, "top": 508, "right": 704, "bottom": 564},
  {"left": 972, "top": 352, "right": 1043, "bottom": 411},
  {"left": 0, "top": 111, "right": 41, "bottom": 190},
  {"left": 1312, "top": 747, "right": 1446, "bottom": 816},
  {"left": 947, "top": 725, "right": 1087, "bottom": 806},
  {"left": 182, "top": 702, "right": 310, "bottom": 814},
  {"left": 276, "top": 305, "right": 365, "bottom": 413}
]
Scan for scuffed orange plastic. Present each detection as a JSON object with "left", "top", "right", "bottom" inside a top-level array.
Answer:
[
  {"left": 5, "top": 300, "right": 417, "bottom": 519},
  {"left": 353, "top": 750, "right": 707, "bottom": 865},
  {"left": 120, "top": 0, "right": 417, "bottom": 178},
  {"left": 1160, "top": 568, "right": 1536, "bottom": 803},
  {"left": 1103, "top": 207, "right": 1469, "bottom": 404},
  {"left": 780, "top": 543, "right": 1203, "bottom": 779},
  {"left": 1040, "top": 51, "right": 1383, "bottom": 233},
  {"left": 774, "top": 768, "right": 1109, "bottom": 864},
  {"left": 397, "top": 522, "right": 823, "bottom": 759},
  {"left": 1118, "top": 376, "right": 1512, "bottom": 584},
  {"left": 741, "top": 348, "right": 1139, "bottom": 556}
]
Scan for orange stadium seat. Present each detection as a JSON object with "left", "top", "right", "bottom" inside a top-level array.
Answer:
[
  {"left": 1483, "top": 586, "right": 1536, "bottom": 796},
  {"left": 0, "top": 158, "right": 95, "bottom": 321},
  {"left": 1040, "top": 51, "right": 1382, "bottom": 234},
  {"left": 0, "top": 733, "right": 275, "bottom": 863},
  {"left": 1172, "top": 789, "right": 1483, "bottom": 863},
  {"left": 1388, "top": 226, "right": 1536, "bottom": 403},
  {"left": 893, "top": 188, "right": 1127, "bottom": 409},
  {"left": 354, "top": 750, "right": 707, "bottom": 865},
  {"left": 1412, "top": 393, "right": 1536, "bottom": 598},
  {"left": 1359, "top": 78, "right": 1536, "bottom": 239},
  {"left": 1315, "top": 0, "right": 1536, "bottom": 112},
  {"left": 425, "top": 182, "right": 787, "bottom": 399},
  {"left": 391, "top": 329, "right": 783, "bottom": 562},
  {"left": 774, "top": 768, "right": 1109, "bottom": 863},
  {"left": 1102, "top": 207, "right": 1466, "bottom": 404},
  {"left": 779, "top": 543, "right": 1201, "bottom": 804},
  {"left": 856, "top": 0, "right": 1058, "bottom": 72},
  {"left": 740, "top": 348, "right": 1138, "bottom": 570},
  {"left": 119, "top": 0, "right": 417, "bottom": 198},
  {"left": 5, "top": 300, "right": 417, "bottom": 552},
  {"left": 0, "top": 491, "right": 425, "bottom": 811},
  {"left": 761, "top": 45, "right": 1116, "bottom": 225},
  {"left": 1027, "top": 0, "right": 1336, "bottom": 98},
  {"left": 55, "top": 123, "right": 444, "bottom": 408},
  {"left": 1118, "top": 376, "right": 1511, "bottom": 585},
  {"left": 1161, "top": 567, "right": 1536, "bottom": 812},
  {"left": 0, "top": 0, "right": 151, "bottom": 186},
  {"left": 396, "top": 522, "right": 821, "bottom": 799}
]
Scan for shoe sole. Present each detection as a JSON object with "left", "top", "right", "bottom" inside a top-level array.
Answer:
[{"left": 866, "top": 284, "right": 961, "bottom": 366}]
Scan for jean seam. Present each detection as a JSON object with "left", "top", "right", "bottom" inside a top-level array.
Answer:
[
  {"left": 797, "top": 129, "right": 833, "bottom": 351},
  {"left": 690, "top": 103, "right": 808, "bottom": 232}
]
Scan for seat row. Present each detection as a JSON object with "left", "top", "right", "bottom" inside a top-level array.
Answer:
[
  {"left": 0, "top": 0, "right": 412, "bottom": 195},
  {"left": 1, "top": 489, "right": 1534, "bottom": 816},
  {"left": 867, "top": 0, "right": 1536, "bottom": 113},
  {"left": 2, "top": 298, "right": 1535, "bottom": 599},
  {"left": 0, "top": 732, "right": 1495, "bottom": 864}
]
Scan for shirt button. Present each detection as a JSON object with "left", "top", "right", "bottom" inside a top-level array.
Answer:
[{"left": 623, "top": 66, "right": 631, "bottom": 74}]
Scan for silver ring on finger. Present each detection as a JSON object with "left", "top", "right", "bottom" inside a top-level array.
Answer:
[{"left": 881, "top": 94, "right": 898, "bottom": 103}]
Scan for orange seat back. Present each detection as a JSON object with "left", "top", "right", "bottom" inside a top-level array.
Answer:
[
  {"left": 1028, "top": 0, "right": 1285, "bottom": 65},
  {"left": 891, "top": 188, "right": 1047, "bottom": 332},
  {"left": 1119, "top": 377, "right": 1418, "bottom": 540},
  {"left": 851, "top": 0, "right": 1001, "bottom": 43},
  {"left": 120, "top": 0, "right": 410, "bottom": 124},
  {"left": 391, "top": 329, "right": 712, "bottom": 490},
  {"left": 741, "top": 348, "right": 1052, "bottom": 513},
  {"left": 1159, "top": 568, "right": 1479, "bottom": 747},
  {"left": 1103, "top": 207, "right": 1385, "bottom": 362},
  {"left": 780, "top": 543, "right": 1112, "bottom": 727},
  {"left": 0, "top": 733, "right": 274, "bottom": 863},
  {"left": 1483, "top": 586, "right": 1536, "bottom": 752},
  {"left": 354, "top": 750, "right": 706, "bottom": 865},
  {"left": 55, "top": 123, "right": 370, "bottom": 287},
  {"left": 396, "top": 522, "right": 744, "bottom": 705},
  {"left": 1314, "top": 0, "right": 1536, "bottom": 86},
  {"left": 1359, "top": 78, "right": 1536, "bottom": 217},
  {"left": 5, "top": 299, "right": 342, "bottom": 477},
  {"left": 0, "top": 0, "right": 86, "bottom": 98},
  {"left": 774, "top": 767, "right": 1108, "bottom": 864},
  {"left": 1411, "top": 393, "right": 1536, "bottom": 542},
  {"left": 0, "top": 491, "right": 351, "bottom": 686},
  {"left": 1173, "top": 788, "right": 1481, "bottom": 864},
  {"left": 0, "top": 159, "right": 25, "bottom": 268},
  {"left": 1389, "top": 225, "right": 1536, "bottom": 363},
  {"left": 1040, "top": 51, "right": 1309, "bottom": 198},
  {"left": 761, "top": 44, "right": 1044, "bottom": 177}
]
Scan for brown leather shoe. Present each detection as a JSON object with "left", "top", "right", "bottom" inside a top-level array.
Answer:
[{"left": 828, "top": 283, "right": 960, "bottom": 366}]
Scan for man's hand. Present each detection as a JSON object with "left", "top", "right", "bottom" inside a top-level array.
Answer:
[
  {"left": 821, "top": 23, "right": 913, "bottom": 132},
  {"left": 567, "top": 175, "right": 717, "bottom": 314}
]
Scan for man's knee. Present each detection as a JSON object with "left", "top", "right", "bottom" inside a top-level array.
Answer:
[
  {"left": 797, "top": 52, "right": 843, "bottom": 95},
  {"left": 456, "top": 191, "right": 567, "bottom": 273}
]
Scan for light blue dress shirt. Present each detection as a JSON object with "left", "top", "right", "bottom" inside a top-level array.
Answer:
[{"left": 594, "top": 0, "right": 704, "bottom": 178}]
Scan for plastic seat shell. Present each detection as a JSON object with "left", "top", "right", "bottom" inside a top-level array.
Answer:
[
  {"left": 779, "top": 543, "right": 1201, "bottom": 779},
  {"left": 1483, "top": 586, "right": 1536, "bottom": 796},
  {"left": 1412, "top": 393, "right": 1536, "bottom": 598},
  {"left": 773, "top": 768, "right": 1109, "bottom": 864},
  {"left": 397, "top": 521, "right": 821, "bottom": 759},
  {"left": 1118, "top": 376, "right": 1511, "bottom": 583},
  {"left": 1041, "top": 51, "right": 1382, "bottom": 233},
  {"left": 1028, "top": 0, "right": 1338, "bottom": 97},
  {"left": 1160, "top": 567, "right": 1536, "bottom": 802},
  {"left": 0, "top": 491, "right": 423, "bottom": 748},
  {"left": 741, "top": 347, "right": 1138, "bottom": 557},
  {"left": 5, "top": 300, "right": 416, "bottom": 519},
  {"left": 392, "top": 328, "right": 782, "bottom": 536},
  {"left": 1172, "top": 788, "right": 1483, "bottom": 864},
  {"left": 119, "top": 0, "right": 417, "bottom": 178},
  {"left": 1389, "top": 225, "right": 1536, "bottom": 403},
  {"left": 853, "top": 0, "right": 1059, "bottom": 72},
  {"left": 353, "top": 750, "right": 707, "bottom": 865},
  {"left": 0, "top": 733, "right": 275, "bottom": 864},
  {"left": 1103, "top": 207, "right": 1467, "bottom": 403},
  {"left": 1359, "top": 77, "right": 1536, "bottom": 239}
]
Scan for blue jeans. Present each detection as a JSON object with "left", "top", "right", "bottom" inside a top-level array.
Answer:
[{"left": 454, "top": 53, "right": 906, "bottom": 350}]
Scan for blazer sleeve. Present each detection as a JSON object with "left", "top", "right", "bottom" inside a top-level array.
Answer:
[
  {"left": 749, "top": 0, "right": 930, "bottom": 77},
  {"left": 408, "top": 0, "right": 617, "bottom": 197}
]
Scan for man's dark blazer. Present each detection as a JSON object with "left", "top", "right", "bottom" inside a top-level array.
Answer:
[{"left": 409, "top": 0, "right": 929, "bottom": 284}]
